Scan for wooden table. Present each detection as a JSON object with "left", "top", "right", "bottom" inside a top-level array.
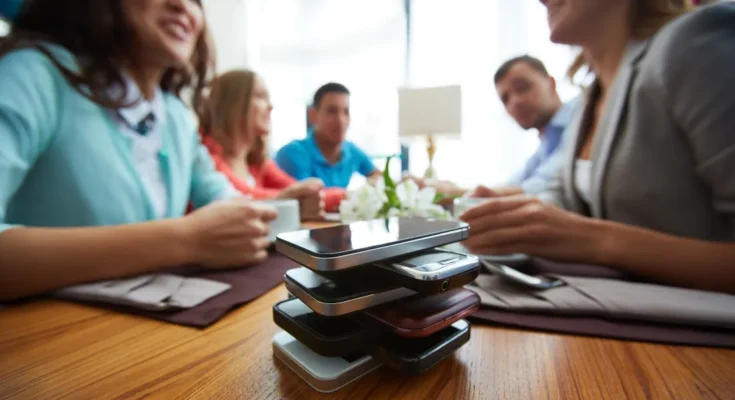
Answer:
[
  {"left": 1, "top": 221, "right": 735, "bottom": 399},
  {"left": 1, "top": 286, "right": 734, "bottom": 400}
]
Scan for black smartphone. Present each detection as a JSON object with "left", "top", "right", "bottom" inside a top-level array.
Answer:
[
  {"left": 273, "top": 298, "right": 376, "bottom": 357},
  {"left": 284, "top": 267, "right": 415, "bottom": 316},
  {"left": 275, "top": 217, "right": 469, "bottom": 272},
  {"left": 375, "top": 249, "right": 481, "bottom": 294},
  {"left": 372, "top": 319, "right": 471, "bottom": 375}
]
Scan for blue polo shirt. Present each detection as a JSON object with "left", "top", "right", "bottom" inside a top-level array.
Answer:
[{"left": 275, "top": 134, "right": 377, "bottom": 188}]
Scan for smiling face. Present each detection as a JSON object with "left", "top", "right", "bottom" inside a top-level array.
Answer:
[
  {"left": 539, "top": 0, "right": 631, "bottom": 45},
  {"left": 247, "top": 75, "right": 273, "bottom": 138},
  {"left": 121, "top": 0, "right": 205, "bottom": 69}
]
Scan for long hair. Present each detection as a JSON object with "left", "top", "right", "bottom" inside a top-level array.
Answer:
[
  {"left": 568, "top": 0, "right": 692, "bottom": 82},
  {"left": 200, "top": 69, "right": 268, "bottom": 166},
  {"left": 0, "top": 0, "right": 214, "bottom": 112}
]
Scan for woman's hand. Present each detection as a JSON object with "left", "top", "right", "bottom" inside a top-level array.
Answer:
[
  {"left": 178, "top": 198, "right": 278, "bottom": 268},
  {"left": 279, "top": 178, "right": 325, "bottom": 221},
  {"left": 459, "top": 195, "right": 605, "bottom": 262},
  {"left": 466, "top": 185, "right": 523, "bottom": 198}
]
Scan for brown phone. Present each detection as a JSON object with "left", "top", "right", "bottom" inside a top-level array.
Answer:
[{"left": 352, "top": 289, "right": 480, "bottom": 338}]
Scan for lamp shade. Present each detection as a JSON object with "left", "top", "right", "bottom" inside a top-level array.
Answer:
[{"left": 398, "top": 85, "right": 462, "bottom": 139}]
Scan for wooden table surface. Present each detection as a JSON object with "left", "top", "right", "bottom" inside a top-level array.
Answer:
[
  {"left": 1, "top": 283, "right": 734, "bottom": 400},
  {"left": 1, "top": 221, "right": 735, "bottom": 399}
]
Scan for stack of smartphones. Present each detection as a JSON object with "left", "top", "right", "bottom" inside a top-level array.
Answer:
[{"left": 272, "top": 217, "right": 482, "bottom": 393}]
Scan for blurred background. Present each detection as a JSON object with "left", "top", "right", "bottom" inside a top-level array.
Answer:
[
  {"left": 0, "top": 0, "right": 582, "bottom": 188},
  {"left": 202, "top": 0, "right": 584, "bottom": 189}
]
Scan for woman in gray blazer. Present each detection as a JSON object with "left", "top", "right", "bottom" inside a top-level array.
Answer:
[{"left": 461, "top": 1, "right": 735, "bottom": 293}]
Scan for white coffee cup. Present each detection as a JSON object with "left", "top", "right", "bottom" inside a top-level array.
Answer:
[
  {"left": 453, "top": 196, "right": 488, "bottom": 218},
  {"left": 254, "top": 199, "right": 301, "bottom": 241}
]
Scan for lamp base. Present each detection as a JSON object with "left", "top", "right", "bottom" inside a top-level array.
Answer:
[
  {"left": 424, "top": 133, "right": 438, "bottom": 182},
  {"left": 423, "top": 165, "right": 437, "bottom": 181}
]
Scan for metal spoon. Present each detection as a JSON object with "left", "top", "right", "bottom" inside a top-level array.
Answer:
[{"left": 479, "top": 259, "right": 565, "bottom": 290}]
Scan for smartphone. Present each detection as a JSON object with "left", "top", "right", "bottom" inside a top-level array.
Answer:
[
  {"left": 273, "top": 330, "right": 381, "bottom": 393},
  {"left": 273, "top": 298, "right": 375, "bottom": 357},
  {"left": 375, "top": 249, "right": 481, "bottom": 294},
  {"left": 275, "top": 217, "right": 469, "bottom": 272},
  {"left": 372, "top": 319, "right": 470, "bottom": 375},
  {"left": 353, "top": 289, "right": 480, "bottom": 338},
  {"left": 284, "top": 267, "right": 416, "bottom": 316}
]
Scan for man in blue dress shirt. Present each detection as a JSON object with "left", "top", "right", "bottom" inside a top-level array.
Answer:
[
  {"left": 494, "top": 55, "right": 579, "bottom": 195},
  {"left": 430, "top": 55, "right": 579, "bottom": 198},
  {"left": 275, "top": 83, "right": 381, "bottom": 188}
]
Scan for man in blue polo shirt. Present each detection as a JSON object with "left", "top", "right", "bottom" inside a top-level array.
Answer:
[{"left": 275, "top": 83, "right": 381, "bottom": 188}]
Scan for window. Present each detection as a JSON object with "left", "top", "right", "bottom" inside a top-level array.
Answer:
[
  {"left": 0, "top": 19, "right": 9, "bottom": 36},
  {"left": 257, "top": 0, "right": 407, "bottom": 159},
  {"left": 406, "top": 0, "right": 580, "bottom": 187}
]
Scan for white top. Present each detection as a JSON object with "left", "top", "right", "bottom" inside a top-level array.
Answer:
[
  {"left": 574, "top": 159, "right": 593, "bottom": 205},
  {"left": 113, "top": 78, "right": 168, "bottom": 219}
]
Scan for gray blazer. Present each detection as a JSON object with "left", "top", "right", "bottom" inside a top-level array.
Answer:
[{"left": 540, "top": 2, "right": 735, "bottom": 241}]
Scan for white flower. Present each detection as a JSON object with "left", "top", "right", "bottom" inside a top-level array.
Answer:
[
  {"left": 394, "top": 180, "right": 450, "bottom": 219},
  {"left": 339, "top": 183, "right": 385, "bottom": 222},
  {"left": 339, "top": 175, "right": 451, "bottom": 222}
]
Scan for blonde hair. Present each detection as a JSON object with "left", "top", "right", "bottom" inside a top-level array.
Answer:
[
  {"left": 200, "top": 69, "right": 267, "bottom": 165},
  {"left": 568, "top": 0, "right": 693, "bottom": 82}
]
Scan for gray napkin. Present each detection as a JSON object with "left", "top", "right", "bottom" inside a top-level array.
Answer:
[
  {"left": 467, "top": 274, "right": 735, "bottom": 330},
  {"left": 55, "top": 274, "right": 231, "bottom": 311}
]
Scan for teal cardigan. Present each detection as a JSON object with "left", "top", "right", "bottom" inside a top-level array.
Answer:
[{"left": 0, "top": 46, "right": 234, "bottom": 233}]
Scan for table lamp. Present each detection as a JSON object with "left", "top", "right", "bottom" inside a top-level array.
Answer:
[{"left": 398, "top": 85, "right": 462, "bottom": 181}]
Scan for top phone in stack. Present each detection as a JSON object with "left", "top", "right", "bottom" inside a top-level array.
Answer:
[{"left": 275, "top": 217, "right": 469, "bottom": 272}]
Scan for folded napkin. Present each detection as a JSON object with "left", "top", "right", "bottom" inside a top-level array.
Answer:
[
  {"left": 56, "top": 254, "right": 300, "bottom": 328},
  {"left": 55, "top": 274, "right": 231, "bottom": 311},
  {"left": 467, "top": 258, "right": 735, "bottom": 348}
]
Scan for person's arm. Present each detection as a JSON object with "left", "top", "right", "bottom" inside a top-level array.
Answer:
[
  {"left": 594, "top": 221, "right": 735, "bottom": 294},
  {"left": 274, "top": 143, "right": 312, "bottom": 181},
  {"left": 0, "top": 50, "right": 192, "bottom": 301},
  {"left": 599, "top": 4, "right": 735, "bottom": 292},
  {"left": 353, "top": 145, "right": 381, "bottom": 182},
  {"left": 0, "top": 222, "right": 192, "bottom": 301},
  {"left": 261, "top": 160, "right": 297, "bottom": 190},
  {"left": 574, "top": 8, "right": 735, "bottom": 292}
]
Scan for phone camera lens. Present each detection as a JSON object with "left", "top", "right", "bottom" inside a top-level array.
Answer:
[{"left": 441, "top": 279, "right": 450, "bottom": 292}]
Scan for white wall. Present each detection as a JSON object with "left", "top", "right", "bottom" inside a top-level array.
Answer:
[{"left": 203, "top": 0, "right": 261, "bottom": 72}]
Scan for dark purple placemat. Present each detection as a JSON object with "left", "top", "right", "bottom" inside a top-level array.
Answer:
[
  {"left": 97, "top": 254, "right": 299, "bottom": 328},
  {"left": 469, "top": 258, "right": 735, "bottom": 349}
]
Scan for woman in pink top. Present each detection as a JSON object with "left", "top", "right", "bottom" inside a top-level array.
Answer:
[{"left": 200, "top": 70, "right": 344, "bottom": 219}]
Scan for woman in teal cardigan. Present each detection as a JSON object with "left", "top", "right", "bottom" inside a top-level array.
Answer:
[{"left": 0, "top": 0, "right": 276, "bottom": 301}]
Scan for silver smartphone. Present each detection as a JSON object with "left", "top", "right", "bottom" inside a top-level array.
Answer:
[
  {"left": 272, "top": 330, "right": 381, "bottom": 393},
  {"left": 375, "top": 249, "right": 481, "bottom": 294},
  {"left": 284, "top": 267, "right": 416, "bottom": 316},
  {"left": 275, "top": 217, "right": 469, "bottom": 272}
]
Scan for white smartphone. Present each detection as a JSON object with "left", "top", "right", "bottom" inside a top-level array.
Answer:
[{"left": 272, "top": 330, "right": 382, "bottom": 393}]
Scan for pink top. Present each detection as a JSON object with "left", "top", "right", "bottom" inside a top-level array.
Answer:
[{"left": 201, "top": 135, "right": 345, "bottom": 211}]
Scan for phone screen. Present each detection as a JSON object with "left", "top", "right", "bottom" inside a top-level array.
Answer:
[
  {"left": 286, "top": 267, "right": 399, "bottom": 303},
  {"left": 379, "top": 320, "right": 468, "bottom": 360},
  {"left": 278, "top": 298, "right": 364, "bottom": 339},
  {"left": 277, "top": 217, "right": 467, "bottom": 257}
]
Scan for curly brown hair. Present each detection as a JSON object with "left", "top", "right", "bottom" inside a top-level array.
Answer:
[{"left": 0, "top": 0, "right": 214, "bottom": 113}]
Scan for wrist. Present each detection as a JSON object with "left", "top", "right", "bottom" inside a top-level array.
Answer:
[
  {"left": 584, "top": 218, "right": 619, "bottom": 265},
  {"left": 168, "top": 217, "right": 198, "bottom": 265}
]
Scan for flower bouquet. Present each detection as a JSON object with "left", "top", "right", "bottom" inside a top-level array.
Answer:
[{"left": 339, "top": 157, "right": 452, "bottom": 222}]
